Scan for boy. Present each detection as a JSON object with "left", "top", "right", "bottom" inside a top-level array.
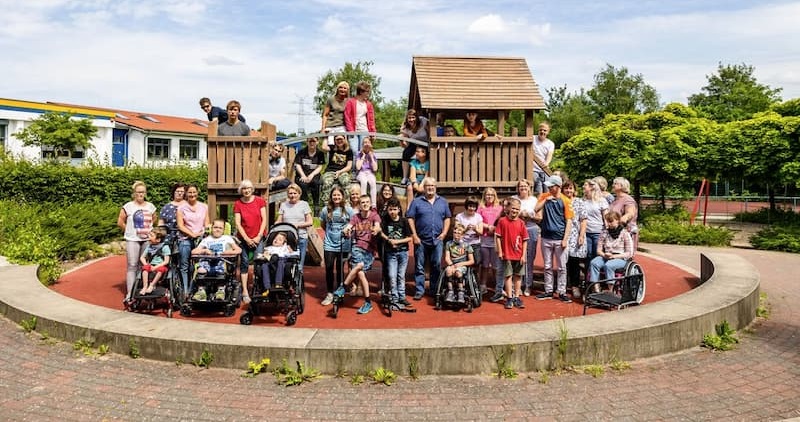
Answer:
[
  {"left": 334, "top": 195, "right": 381, "bottom": 314},
  {"left": 534, "top": 175, "right": 574, "bottom": 302},
  {"left": 406, "top": 146, "right": 430, "bottom": 202},
  {"left": 191, "top": 219, "right": 242, "bottom": 301},
  {"left": 495, "top": 197, "right": 529, "bottom": 309},
  {"left": 257, "top": 232, "right": 298, "bottom": 295},
  {"left": 380, "top": 198, "right": 412, "bottom": 308},
  {"left": 443, "top": 224, "right": 475, "bottom": 304},
  {"left": 139, "top": 227, "right": 170, "bottom": 295}
]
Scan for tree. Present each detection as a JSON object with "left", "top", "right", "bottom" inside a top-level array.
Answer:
[
  {"left": 13, "top": 112, "right": 97, "bottom": 159},
  {"left": 587, "top": 64, "right": 660, "bottom": 119},
  {"left": 544, "top": 85, "right": 596, "bottom": 144},
  {"left": 374, "top": 97, "right": 408, "bottom": 139},
  {"left": 313, "top": 61, "right": 384, "bottom": 117},
  {"left": 688, "top": 63, "right": 782, "bottom": 122}
]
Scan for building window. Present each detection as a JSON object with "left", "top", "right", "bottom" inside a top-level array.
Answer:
[
  {"left": 41, "top": 145, "right": 85, "bottom": 160},
  {"left": 147, "top": 137, "right": 170, "bottom": 160},
  {"left": 0, "top": 121, "right": 7, "bottom": 151},
  {"left": 179, "top": 139, "right": 199, "bottom": 160}
]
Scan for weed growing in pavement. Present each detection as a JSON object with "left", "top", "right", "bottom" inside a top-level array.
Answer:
[
  {"left": 610, "top": 359, "right": 632, "bottom": 371},
  {"left": 369, "top": 367, "right": 398, "bottom": 386},
  {"left": 128, "top": 339, "right": 140, "bottom": 359},
  {"left": 19, "top": 316, "right": 37, "bottom": 333},
  {"left": 702, "top": 320, "right": 739, "bottom": 351},
  {"left": 242, "top": 358, "right": 271, "bottom": 378},
  {"left": 350, "top": 373, "right": 365, "bottom": 385},
  {"left": 272, "top": 359, "right": 321, "bottom": 386},
  {"left": 756, "top": 292, "right": 770, "bottom": 319},
  {"left": 175, "top": 356, "right": 185, "bottom": 367},
  {"left": 582, "top": 364, "right": 605, "bottom": 378},
  {"left": 556, "top": 318, "right": 569, "bottom": 370},
  {"left": 73, "top": 338, "right": 95, "bottom": 355},
  {"left": 537, "top": 371, "right": 550, "bottom": 384},
  {"left": 491, "top": 345, "right": 518, "bottom": 379},
  {"left": 192, "top": 349, "right": 214, "bottom": 368},
  {"left": 407, "top": 353, "right": 420, "bottom": 380},
  {"left": 97, "top": 344, "right": 110, "bottom": 356}
]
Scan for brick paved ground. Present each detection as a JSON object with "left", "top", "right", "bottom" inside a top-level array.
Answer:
[{"left": 1, "top": 244, "right": 798, "bottom": 421}]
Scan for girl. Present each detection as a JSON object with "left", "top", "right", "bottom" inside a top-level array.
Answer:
[
  {"left": 355, "top": 138, "right": 378, "bottom": 205},
  {"left": 399, "top": 109, "right": 430, "bottom": 185},
  {"left": 477, "top": 187, "right": 503, "bottom": 296},
  {"left": 588, "top": 211, "right": 634, "bottom": 290},
  {"left": 319, "top": 186, "right": 354, "bottom": 305}
]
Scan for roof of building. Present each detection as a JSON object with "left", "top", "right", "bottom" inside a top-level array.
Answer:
[
  {"left": 48, "top": 102, "right": 209, "bottom": 136},
  {"left": 0, "top": 98, "right": 115, "bottom": 120},
  {"left": 408, "top": 56, "right": 546, "bottom": 119}
]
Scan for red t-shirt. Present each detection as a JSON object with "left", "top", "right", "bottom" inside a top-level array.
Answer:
[
  {"left": 234, "top": 196, "right": 267, "bottom": 239},
  {"left": 495, "top": 216, "right": 529, "bottom": 261}
]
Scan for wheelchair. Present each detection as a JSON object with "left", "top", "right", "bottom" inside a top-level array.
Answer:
[
  {"left": 582, "top": 258, "right": 646, "bottom": 315},
  {"left": 433, "top": 265, "right": 482, "bottom": 312}
]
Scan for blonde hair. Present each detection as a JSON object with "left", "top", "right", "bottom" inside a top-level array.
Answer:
[
  {"left": 482, "top": 187, "right": 499, "bottom": 207},
  {"left": 131, "top": 181, "right": 146, "bottom": 199}
]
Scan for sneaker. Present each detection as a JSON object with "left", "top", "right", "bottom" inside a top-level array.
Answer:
[
  {"left": 399, "top": 298, "right": 412, "bottom": 306},
  {"left": 504, "top": 298, "right": 514, "bottom": 309},
  {"left": 558, "top": 293, "right": 573, "bottom": 303},
  {"left": 321, "top": 293, "right": 334, "bottom": 306},
  {"left": 457, "top": 290, "right": 465, "bottom": 303},
  {"left": 445, "top": 290, "right": 455, "bottom": 303},
  {"left": 400, "top": 178, "right": 409, "bottom": 186},
  {"left": 392, "top": 302, "right": 406, "bottom": 311},
  {"left": 261, "top": 289, "right": 270, "bottom": 297},
  {"left": 334, "top": 285, "right": 346, "bottom": 298},
  {"left": 523, "top": 287, "right": 531, "bottom": 297},
  {"left": 514, "top": 297, "right": 525, "bottom": 309},
  {"left": 215, "top": 288, "right": 226, "bottom": 301},
  {"left": 413, "top": 292, "right": 424, "bottom": 301},
  {"left": 490, "top": 292, "right": 505, "bottom": 303},
  {"left": 192, "top": 288, "right": 207, "bottom": 301},
  {"left": 357, "top": 301, "right": 373, "bottom": 314},
  {"left": 535, "top": 292, "right": 553, "bottom": 300},
  {"left": 571, "top": 287, "right": 582, "bottom": 299}
]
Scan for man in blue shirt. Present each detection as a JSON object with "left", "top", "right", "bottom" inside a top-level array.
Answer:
[
  {"left": 406, "top": 177, "right": 451, "bottom": 300},
  {"left": 199, "top": 97, "right": 246, "bottom": 124}
]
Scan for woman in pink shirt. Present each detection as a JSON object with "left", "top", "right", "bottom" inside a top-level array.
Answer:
[{"left": 176, "top": 184, "right": 210, "bottom": 296}]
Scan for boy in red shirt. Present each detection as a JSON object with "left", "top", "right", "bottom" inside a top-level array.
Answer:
[{"left": 495, "top": 197, "right": 529, "bottom": 309}]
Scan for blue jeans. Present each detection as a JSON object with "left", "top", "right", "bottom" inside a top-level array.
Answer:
[
  {"left": 414, "top": 240, "right": 443, "bottom": 296},
  {"left": 524, "top": 224, "right": 539, "bottom": 289},
  {"left": 239, "top": 240, "right": 264, "bottom": 273},
  {"left": 589, "top": 256, "right": 627, "bottom": 283},
  {"left": 178, "top": 239, "right": 194, "bottom": 294},
  {"left": 584, "top": 232, "right": 601, "bottom": 279},
  {"left": 385, "top": 249, "right": 409, "bottom": 300},
  {"left": 495, "top": 253, "right": 504, "bottom": 292},
  {"left": 297, "top": 237, "right": 308, "bottom": 273}
]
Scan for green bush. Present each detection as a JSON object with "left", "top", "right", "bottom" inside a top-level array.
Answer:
[
  {"left": 750, "top": 226, "right": 800, "bottom": 253},
  {"left": 734, "top": 208, "right": 800, "bottom": 226},
  {"left": 639, "top": 220, "right": 733, "bottom": 246}
]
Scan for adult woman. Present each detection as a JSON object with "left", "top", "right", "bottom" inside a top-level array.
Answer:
[
  {"left": 344, "top": 80, "right": 376, "bottom": 154},
  {"left": 563, "top": 180, "right": 587, "bottom": 298},
  {"left": 610, "top": 177, "right": 639, "bottom": 250},
  {"left": 319, "top": 134, "right": 353, "bottom": 205},
  {"left": 512, "top": 179, "right": 539, "bottom": 296},
  {"left": 355, "top": 138, "right": 378, "bottom": 205},
  {"left": 375, "top": 184, "right": 396, "bottom": 218},
  {"left": 117, "top": 181, "right": 156, "bottom": 302},
  {"left": 399, "top": 109, "right": 430, "bottom": 186},
  {"left": 176, "top": 184, "right": 210, "bottom": 295},
  {"left": 233, "top": 179, "right": 267, "bottom": 305},
  {"left": 581, "top": 179, "right": 609, "bottom": 274},
  {"left": 321, "top": 81, "right": 349, "bottom": 147},
  {"left": 588, "top": 211, "right": 634, "bottom": 290},
  {"left": 293, "top": 137, "right": 326, "bottom": 213},
  {"left": 158, "top": 182, "right": 185, "bottom": 241},
  {"left": 319, "top": 186, "right": 353, "bottom": 306},
  {"left": 276, "top": 183, "right": 313, "bottom": 273},
  {"left": 477, "top": 187, "right": 503, "bottom": 295}
]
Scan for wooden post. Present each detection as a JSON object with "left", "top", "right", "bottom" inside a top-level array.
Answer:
[
  {"left": 525, "top": 109, "right": 534, "bottom": 137},
  {"left": 497, "top": 110, "right": 506, "bottom": 136}
]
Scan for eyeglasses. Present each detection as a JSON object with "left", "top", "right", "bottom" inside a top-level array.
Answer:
[
  {"left": 201, "top": 105, "right": 211, "bottom": 110},
  {"left": 242, "top": 186, "right": 253, "bottom": 190}
]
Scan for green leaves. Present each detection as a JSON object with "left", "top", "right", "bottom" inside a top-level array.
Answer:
[
  {"left": 689, "top": 63, "right": 782, "bottom": 123},
  {"left": 13, "top": 112, "right": 98, "bottom": 158}
]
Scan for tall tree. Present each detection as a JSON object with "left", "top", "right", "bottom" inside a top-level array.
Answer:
[
  {"left": 544, "top": 85, "right": 596, "bottom": 144},
  {"left": 374, "top": 97, "right": 407, "bottom": 140},
  {"left": 13, "top": 111, "right": 97, "bottom": 159},
  {"left": 313, "top": 61, "right": 384, "bottom": 116},
  {"left": 587, "top": 64, "right": 660, "bottom": 119},
  {"left": 688, "top": 63, "right": 782, "bottom": 122}
]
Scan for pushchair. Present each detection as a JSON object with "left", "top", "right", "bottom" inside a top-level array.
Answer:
[
  {"left": 180, "top": 245, "right": 241, "bottom": 318},
  {"left": 239, "top": 223, "right": 305, "bottom": 326},
  {"left": 125, "top": 227, "right": 180, "bottom": 317}
]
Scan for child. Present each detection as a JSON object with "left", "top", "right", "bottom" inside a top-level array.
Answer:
[
  {"left": 588, "top": 211, "right": 634, "bottom": 289},
  {"left": 478, "top": 188, "right": 503, "bottom": 299},
  {"left": 406, "top": 146, "right": 430, "bottom": 203},
  {"left": 257, "top": 232, "right": 297, "bottom": 295},
  {"left": 191, "top": 219, "right": 242, "bottom": 301},
  {"left": 320, "top": 186, "right": 353, "bottom": 306},
  {"left": 380, "top": 198, "right": 412, "bottom": 307},
  {"left": 534, "top": 175, "right": 574, "bottom": 303},
  {"left": 443, "top": 224, "right": 475, "bottom": 304},
  {"left": 355, "top": 138, "right": 378, "bottom": 206},
  {"left": 334, "top": 195, "right": 381, "bottom": 314},
  {"left": 455, "top": 196, "right": 484, "bottom": 271},
  {"left": 495, "top": 198, "right": 529, "bottom": 309},
  {"left": 138, "top": 227, "right": 171, "bottom": 295}
]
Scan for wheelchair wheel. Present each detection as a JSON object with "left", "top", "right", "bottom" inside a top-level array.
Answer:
[
  {"left": 467, "top": 270, "right": 481, "bottom": 308},
  {"left": 224, "top": 303, "right": 236, "bottom": 317},
  {"left": 179, "top": 304, "right": 192, "bottom": 317},
  {"left": 625, "top": 261, "right": 646, "bottom": 304},
  {"left": 166, "top": 307, "right": 173, "bottom": 318},
  {"left": 296, "top": 277, "right": 305, "bottom": 315},
  {"left": 239, "top": 311, "right": 253, "bottom": 325},
  {"left": 286, "top": 310, "right": 297, "bottom": 326}
]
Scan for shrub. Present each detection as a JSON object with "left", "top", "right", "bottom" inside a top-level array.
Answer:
[
  {"left": 750, "top": 226, "right": 800, "bottom": 253},
  {"left": 734, "top": 208, "right": 800, "bottom": 226},
  {"left": 639, "top": 220, "right": 733, "bottom": 246}
]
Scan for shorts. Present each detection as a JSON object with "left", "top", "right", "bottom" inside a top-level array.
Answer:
[
  {"left": 142, "top": 264, "right": 168, "bottom": 274},
  {"left": 452, "top": 265, "right": 467, "bottom": 278},
  {"left": 503, "top": 260, "right": 524, "bottom": 278},
  {"left": 480, "top": 246, "right": 497, "bottom": 269},
  {"left": 349, "top": 246, "right": 374, "bottom": 271}
]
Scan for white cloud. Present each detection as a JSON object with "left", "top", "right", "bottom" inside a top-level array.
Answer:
[{"left": 468, "top": 14, "right": 506, "bottom": 34}]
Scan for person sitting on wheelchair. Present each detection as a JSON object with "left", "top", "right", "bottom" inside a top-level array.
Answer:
[
  {"left": 256, "top": 232, "right": 296, "bottom": 295},
  {"left": 588, "top": 211, "right": 633, "bottom": 292},
  {"left": 443, "top": 224, "right": 475, "bottom": 304},
  {"left": 191, "top": 219, "right": 241, "bottom": 300}
]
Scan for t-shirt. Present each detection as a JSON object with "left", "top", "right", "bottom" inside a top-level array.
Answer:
[
  {"left": 357, "top": 151, "right": 376, "bottom": 173},
  {"left": 355, "top": 100, "right": 368, "bottom": 132},
  {"left": 320, "top": 205, "right": 354, "bottom": 251},
  {"left": 532, "top": 135, "right": 555, "bottom": 173},
  {"left": 513, "top": 195, "right": 539, "bottom": 229},
  {"left": 583, "top": 198, "right": 609, "bottom": 234},
  {"left": 265, "top": 244, "right": 297, "bottom": 258},
  {"left": 159, "top": 202, "right": 181, "bottom": 232},
  {"left": 325, "top": 96, "right": 346, "bottom": 128},
  {"left": 198, "top": 234, "right": 237, "bottom": 254},
  {"left": 234, "top": 196, "right": 266, "bottom": 239},
  {"left": 268, "top": 156, "right": 286, "bottom": 178},
  {"left": 207, "top": 106, "right": 245, "bottom": 124},
  {"left": 293, "top": 147, "right": 326, "bottom": 179},
  {"left": 410, "top": 158, "right": 429, "bottom": 184},
  {"left": 122, "top": 201, "right": 156, "bottom": 242},
  {"left": 142, "top": 242, "right": 171, "bottom": 266},
  {"left": 326, "top": 148, "right": 353, "bottom": 173},
  {"left": 178, "top": 202, "right": 209, "bottom": 240},
  {"left": 455, "top": 212, "right": 482, "bottom": 246},
  {"left": 217, "top": 120, "right": 250, "bottom": 136},
  {"left": 495, "top": 216, "right": 529, "bottom": 261},
  {"left": 350, "top": 210, "right": 381, "bottom": 251},
  {"left": 278, "top": 200, "right": 312, "bottom": 239},
  {"left": 610, "top": 193, "right": 639, "bottom": 233},
  {"left": 381, "top": 216, "right": 411, "bottom": 252},
  {"left": 537, "top": 192, "right": 574, "bottom": 240},
  {"left": 446, "top": 240, "right": 473, "bottom": 265},
  {"left": 401, "top": 116, "right": 430, "bottom": 142},
  {"left": 477, "top": 204, "right": 503, "bottom": 248}
]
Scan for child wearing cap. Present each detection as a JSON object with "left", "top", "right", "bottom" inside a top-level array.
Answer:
[{"left": 534, "top": 175, "right": 574, "bottom": 303}]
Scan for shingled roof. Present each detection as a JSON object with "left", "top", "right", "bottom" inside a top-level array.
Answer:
[{"left": 408, "top": 56, "right": 546, "bottom": 119}]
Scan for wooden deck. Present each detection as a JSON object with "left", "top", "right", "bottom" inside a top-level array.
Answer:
[{"left": 429, "top": 136, "right": 533, "bottom": 192}]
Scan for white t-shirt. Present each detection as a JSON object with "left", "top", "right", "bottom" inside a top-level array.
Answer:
[
  {"left": 532, "top": 135, "right": 555, "bottom": 173},
  {"left": 122, "top": 201, "right": 156, "bottom": 242},
  {"left": 268, "top": 156, "right": 286, "bottom": 178},
  {"left": 455, "top": 212, "right": 483, "bottom": 246},
  {"left": 198, "top": 234, "right": 237, "bottom": 254},
  {"left": 355, "top": 100, "right": 368, "bottom": 132}
]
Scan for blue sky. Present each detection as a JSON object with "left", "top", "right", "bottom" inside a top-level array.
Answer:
[{"left": 2, "top": 0, "right": 798, "bottom": 133}]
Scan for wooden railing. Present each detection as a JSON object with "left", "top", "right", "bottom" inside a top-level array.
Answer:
[
  {"left": 429, "top": 136, "right": 533, "bottom": 190},
  {"left": 207, "top": 121, "right": 277, "bottom": 191}
]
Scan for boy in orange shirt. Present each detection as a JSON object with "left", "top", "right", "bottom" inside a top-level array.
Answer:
[{"left": 534, "top": 175, "right": 574, "bottom": 302}]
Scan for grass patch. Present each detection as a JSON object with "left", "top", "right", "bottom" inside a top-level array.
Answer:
[{"left": 702, "top": 320, "right": 739, "bottom": 351}]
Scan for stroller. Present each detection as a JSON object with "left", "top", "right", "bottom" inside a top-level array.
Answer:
[
  {"left": 239, "top": 223, "right": 305, "bottom": 326},
  {"left": 125, "top": 227, "right": 180, "bottom": 318},
  {"left": 179, "top": 236, "right": 241, "bottom": 318}
]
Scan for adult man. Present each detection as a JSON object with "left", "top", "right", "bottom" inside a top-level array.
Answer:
[
  {"left": 293, "top": 137, "right": 326, "bottom": 213},
  {"left": 406, "top": 177, "right": 451, "bottom": 300},
  {"left": 199, "top": 97, "right": 245, "bottom": 124},
  {"left": 532, "top": 122, "right": 555, "bottom": 195},
  {"left": 217, "top": 100, "right": 250, "bottom": 136}
]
